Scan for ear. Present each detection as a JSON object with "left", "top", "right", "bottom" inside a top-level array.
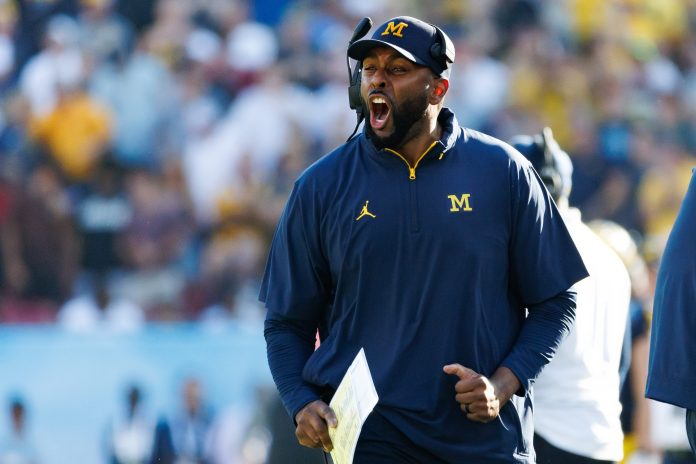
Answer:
[{"left": 430, "top": 78, "right": 449, "bottom": 104}]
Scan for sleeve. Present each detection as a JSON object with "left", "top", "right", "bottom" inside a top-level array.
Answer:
[
  {"left": 646, "top": 169, "right": 696, "bottom": 410},
  {"left": 260, "top": 179, "right": 332, "bottom": 420},
  {"left": 500, "top": 156, "right": 589, "bottom": 393},
  {"left": 507, "top": 158, "right": 588, "bottom": 305},
  {"left": 501, "top": 288, "right": 577, "bottom": 394}
]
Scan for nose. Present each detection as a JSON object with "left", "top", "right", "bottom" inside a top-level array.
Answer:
[{"left": 368, "top": 68, "right": 388, "bottom": 89}]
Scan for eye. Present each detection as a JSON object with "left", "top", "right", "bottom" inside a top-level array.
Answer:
[{"left": 390, "top": 65, "right": 406, "bottom": 74}]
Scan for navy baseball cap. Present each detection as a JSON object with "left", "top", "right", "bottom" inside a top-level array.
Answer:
[
  {"left": 510, "top": 128, "right": 573, "bottom": 200},
  {"left": 347, "top": 16, "right": 455, "bottom": 78}
]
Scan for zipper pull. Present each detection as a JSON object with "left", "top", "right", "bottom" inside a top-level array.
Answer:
[{"left": 409, "top": 168, "right": 416, "bottom": 180}]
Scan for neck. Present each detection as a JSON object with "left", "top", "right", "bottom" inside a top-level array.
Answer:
[{"left": 398, "top": 114, "right": 442, "bottom": 165}]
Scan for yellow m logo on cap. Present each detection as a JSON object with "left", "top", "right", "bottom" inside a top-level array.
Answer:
[{"left": 381, "top": 21, "right": 408, "bottom": 38}]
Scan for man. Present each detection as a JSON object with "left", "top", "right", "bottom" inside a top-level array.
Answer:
[
  {"left": 261, "top": 16, "right": 588, "bottom": 463},
  {"left": 512, "top": 129, "right": 631, "bottom": 464},
  {"left": 169, "top": 378, "right": 213, "bottom": 463},
  {"left": 646, "top": 168, "right": 696, "bottom": 459},
  {"left": 0, "top": 396, "right": 39, "bottom": 464}
]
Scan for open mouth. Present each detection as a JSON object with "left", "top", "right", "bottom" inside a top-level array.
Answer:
[{"left": 369, "top": 94, "right": 392, "bottom": 131}]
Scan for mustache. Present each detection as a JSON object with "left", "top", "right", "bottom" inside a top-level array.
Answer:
[
  {"left": 368, "top": 89, "right": 387, "bottom": 97},
  {"left": 365, "top": 90, "right": 393, "bottom": 106}
]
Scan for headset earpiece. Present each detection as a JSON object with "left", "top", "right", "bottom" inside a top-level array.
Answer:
[
  {"left": 430, "top": 42, "right": 442, "bottom": 60},
  {"left": 429, "top": 25, "right": 455, "bottom": 75},
  {"left": 346, "top": 17, "right": 373, "bottom": 140},
  {"left": 348, "top": 65, "right": 363, "bottom": 111},
  {"left": 540, "top": 165, "right": 562, "bottom": 199}
]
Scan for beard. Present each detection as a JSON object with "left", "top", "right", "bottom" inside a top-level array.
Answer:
[{"left": 364, "top": 91, "right": 429, "bottom": 151}]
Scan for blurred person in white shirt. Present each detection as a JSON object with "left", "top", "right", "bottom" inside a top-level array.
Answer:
[
  {"left": 57, "top": 272, "right": 144, "bottom": 333},
  {"left": 511, "top": 128, "right": 631, "bottom": 464},
  {"left": 19, "top": 14, "right": 84, "bottom": 117},
  {"left": 105, "top": 384, "right": 155, "bottom": 464}
]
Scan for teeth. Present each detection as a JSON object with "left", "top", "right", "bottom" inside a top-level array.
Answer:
[{"left": 371, "top": 96, "right": 386, "bottom": 104}]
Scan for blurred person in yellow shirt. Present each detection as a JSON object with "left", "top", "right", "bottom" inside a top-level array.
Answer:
[{"left": 29, "top": 81, "right": 112, "bottom": 182}]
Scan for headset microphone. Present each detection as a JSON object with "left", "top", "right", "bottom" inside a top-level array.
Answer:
[
  {"left": 349, "top": 17, "right": 373, "bottom": 45},
  {"left": 346, "top": 17, "right": 373, "bottom": 141}
]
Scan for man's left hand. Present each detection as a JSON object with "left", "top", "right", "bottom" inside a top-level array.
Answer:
[{"left": 443, "top": 364, "right": 520, "bottom": 423}]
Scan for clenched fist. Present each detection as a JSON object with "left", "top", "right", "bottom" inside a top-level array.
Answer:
[{"left": 443, "top": 364, "right": 520, "bottom": 423}]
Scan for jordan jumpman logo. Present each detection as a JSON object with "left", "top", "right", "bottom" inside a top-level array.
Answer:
[{"left": 356, "top": 201, "right": 377, "bottom": 221}]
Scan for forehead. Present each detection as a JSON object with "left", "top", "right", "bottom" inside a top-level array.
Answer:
[{"left": 362, "top": 46, "right": 413, "bottom": 62}]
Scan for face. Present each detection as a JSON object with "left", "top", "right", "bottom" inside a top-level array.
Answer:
[
  {"left": 183, "top": 379, "right": 202, "bottom": 414},
  {"left": 11, "top": 404, "right": 24, "bottom": 431},
  {"left": 360, "top": 47, "right": 435, "bottom": 150}
]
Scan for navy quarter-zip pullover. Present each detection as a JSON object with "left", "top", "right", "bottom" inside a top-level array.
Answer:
[{"left": 261, "top": 109, "right": 588, "bottom": 463}]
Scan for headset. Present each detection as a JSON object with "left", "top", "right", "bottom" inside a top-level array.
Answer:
[
  {"left": 429, "top": 26, "right": 456, "bottom": 76},
  {"left": 346, "top": 17, "right": 372, "bottom": 140},
  {"left": 346, "top": 17, "right": 372, "bottom": 138},
  {"left": 538, "top": 127, "right": 563, "bottom": 200},
  {"left": 346, "top": 18, "right": 455, "bottom": 140}
]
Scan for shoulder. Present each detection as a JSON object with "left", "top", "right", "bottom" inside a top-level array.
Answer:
[
  {"left": 459, "top": 128, "right": 532, "bottom": 169},
  {"left": 295, "top": 137, "right": 361, "bottom": 191},
  {"left": 571, "top": 218, "right": 631, "bottom": 285}
]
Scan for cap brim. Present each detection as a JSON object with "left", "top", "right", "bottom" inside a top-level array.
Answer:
[{"left": 347, "top": 39, "right": 428, "bottom": 67}]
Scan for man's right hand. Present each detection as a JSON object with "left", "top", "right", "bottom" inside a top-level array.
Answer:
[{"left": 294, "top": 399, "right": 338, "bottom": 451}]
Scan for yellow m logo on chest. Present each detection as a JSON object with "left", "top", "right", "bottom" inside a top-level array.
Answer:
[
  {"left": 448, "top": 194, "right": 473, "bottom": 212},
  {"left": 381, "top": 21, "right": 409, "bottom": 38}
]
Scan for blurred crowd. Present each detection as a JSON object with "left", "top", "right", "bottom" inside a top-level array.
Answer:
[
  {"left": 0, "top": 0, "right": 695, "bottom": 462},
  {"left": 1, "top": 379, "right": 306, "bottom": 464}
]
